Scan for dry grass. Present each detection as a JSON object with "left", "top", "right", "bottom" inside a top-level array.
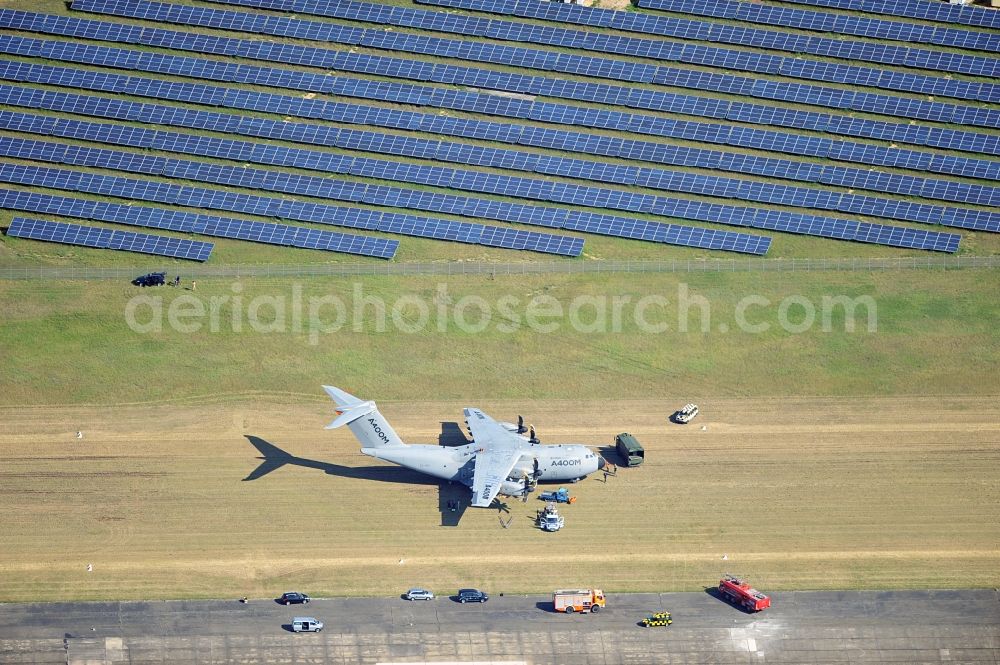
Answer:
[{"left": 0, "top": 395, "right": 997, "bottom": 601}]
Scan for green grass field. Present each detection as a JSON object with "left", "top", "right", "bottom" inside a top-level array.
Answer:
[{"left": 1, "top": 269, "right": 997, "bottom": 404}]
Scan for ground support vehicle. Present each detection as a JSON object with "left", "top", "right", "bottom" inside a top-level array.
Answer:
[
  {"left": 719, "top": 575, "right": 771, "bottom": 611},
  {"left": 672, "top": 404, "right": 699, "bottom": 424},
  {"left": 615, "top": 433, "right": 644, "bottom": 466},
  {"left": 538, "top": 488, "right": 575, "bottom": 503},
  {"left": 537, "top": 503, "right": 565, "bottom": 531},
  {"left": 640, "top": 611, "right": 672, "bottom": 627},
  {"left": 553, "top": 589, "right": 605, "bottom": 614}
]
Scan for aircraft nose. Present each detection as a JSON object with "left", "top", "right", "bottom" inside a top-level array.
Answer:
[{"left": 597, "top": 456, "right": 606, "bottom": 470}]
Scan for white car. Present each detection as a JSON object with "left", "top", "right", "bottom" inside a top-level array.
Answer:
[
  {"left": 673, "top": 404, "right": 699, "bottom": 424},
  {"left": 405, "top": 588, "right": 435, "bottom": 601}
]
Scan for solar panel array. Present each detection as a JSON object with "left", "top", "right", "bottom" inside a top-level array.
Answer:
[
  {"left": 640, "top": 0, "right": 1000, "bottom": 52},
  {"left": 0, "top": 135, "right": 963, "bottom": 251},
  {"left": 30, "top": 7, "right": 1000, "bottom": 142},
  {"left": 51, "top": 2, "right": 995, "bottom": 104},
  {"left": 0, "top": 129, "right": 773, "bottom": 254},
  {"left": 769, "top": 0, "right": 1000, "bottom": 30},
  {"left": 0, "top": 1, "right": 988, "bottom": 255},
  {"left": 0, "top": 156, "right": 584, "bottom": 256},
  {"left": 0, "top": 190, "right": 396, "bottom": 257},
  {"left": 1, "top": 40, "right": 998, "bottom": 161},
  {"left": 1, "top": 82, "right": 996, "bottom": 187},
  {"left": 1, "top": 60, "right": 995, "bottom": 214},
  {"left": 7, "top": 216, "right": 215, "bottom": 260},
  {"left": 0, "top": 106, "right": 771, "bottom": 256},
  {"left": 395, "top": 0, "right": 1000, "bottom": 78},
  {"left": 0, "top": 69, "right": 989, "bottom": 241},
  {"left": 4, "top": 106, "right": 995, "bottom": 231},
  {"left": 65, "top": 0, "right": 999, "bottom": 112}
]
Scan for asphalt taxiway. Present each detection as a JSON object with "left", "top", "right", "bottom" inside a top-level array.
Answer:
[{"left": 0, "top": 589, "right": 997, "bottom": 664}]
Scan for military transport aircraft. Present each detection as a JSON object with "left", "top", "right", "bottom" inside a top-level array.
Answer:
[{"left": 324, "top": 386, "right": 606, "bottom": 508}]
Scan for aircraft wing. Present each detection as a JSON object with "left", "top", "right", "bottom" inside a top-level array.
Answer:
[{"left": 464, "top": 408, "right": 524, "bottom": 508}]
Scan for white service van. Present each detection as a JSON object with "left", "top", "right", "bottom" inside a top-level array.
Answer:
[{"left": 291, "top": 617, "right": 324, "bottom": 633}]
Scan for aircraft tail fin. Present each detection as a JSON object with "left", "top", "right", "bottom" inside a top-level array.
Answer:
[{"left": 322, "top": 385, "right": 406, "bottom": 448}]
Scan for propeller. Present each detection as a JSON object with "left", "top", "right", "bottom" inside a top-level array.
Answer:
[{"left": 519, "top": 457, "right": 541, "bottom": 501}]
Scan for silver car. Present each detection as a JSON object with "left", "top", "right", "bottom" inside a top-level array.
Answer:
[{"left": 405, "top": 588, "right": 435, "bottom": 601}]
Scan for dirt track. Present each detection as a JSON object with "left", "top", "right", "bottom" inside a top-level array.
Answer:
[{"left": 0, "top": 395, "right": 998, "bottom": 601}]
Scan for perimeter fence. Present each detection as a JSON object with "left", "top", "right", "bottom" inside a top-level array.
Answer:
[{"left": 1, "top": 255, "right": 998, "bottom": 281}]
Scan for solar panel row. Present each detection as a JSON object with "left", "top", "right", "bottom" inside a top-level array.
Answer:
[
  {"left": 640, "top": 0, "right": 999, "bottom": 52},
  {"left": 0, "top": 132, "right": 773, "bottom": 254},
  {"left": 0, "top": 189, "right": 396, "bottom": 257},
  {"left": 0, "top": 134, "right": 970, "bottom": 250},
  {"left": 62, "top": 0, "right": 999, "bottom": 109},
  {"left": 398, "top": 0, "right": 1000, "bottom": 78},
  {"left": 0, "top": 158, "right": 582, "bottom": 256},
  {"left": 7, "top": 215, "right": 214, "bottom": 260},
  {"left": 767, "top": 0, "right": 1000, "bottom": 30},
  {"left": 2, "top": 83, "right": 994, "bottom": 185},
  {"left": 2, "top": 58, "right": 997, "bottom": 161}
]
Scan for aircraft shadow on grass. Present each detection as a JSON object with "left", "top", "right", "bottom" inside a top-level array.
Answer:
[
  {"left": 243, "top": 431, "right": 471, "bottom": 526},
  {"left": 243, "top": 435, "right": 434, "bottom": 485},
  {"left": 438, "top": 420, "right": 471, "bottom": 447},
  {"left": 436, "top": 422, "right": 471, "bottom": 526}
]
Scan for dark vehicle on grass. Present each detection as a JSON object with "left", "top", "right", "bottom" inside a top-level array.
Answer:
[
  {"left": 131, "top": 272, "right": 166, "bottom": 287},
  {"left": 615, "top": 433, "right": 644, "bottom": 466}
]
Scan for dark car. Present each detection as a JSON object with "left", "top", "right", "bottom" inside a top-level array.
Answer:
[
  {"left": 279, "top": 592, "right": 311, "bottom": 605},
  {"left": 457, "top": 588, "right": 488, "bottom": 603},
  {"left": 131, "top": 272, "right": 166, "bottom": 287}
]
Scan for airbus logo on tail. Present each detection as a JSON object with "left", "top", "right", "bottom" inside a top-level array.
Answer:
[{"left": 368, "top": 418, "right": 390, "bottom": 444}]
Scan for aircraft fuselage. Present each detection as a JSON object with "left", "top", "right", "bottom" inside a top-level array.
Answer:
[{"left": 361, "top": 442, "right": 601, "bottom": 486}]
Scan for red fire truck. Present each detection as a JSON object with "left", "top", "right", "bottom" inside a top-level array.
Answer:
[{"left": 718, "top": 575, "right": 771, "bottom": 611}]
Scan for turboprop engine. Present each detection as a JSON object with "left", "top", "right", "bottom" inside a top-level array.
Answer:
[
  {"left": 509, "top": 457, "right": 536, "bottom": 478},
  {"left": 500, "top": 478, "right": 528, "bottom": 495},
  {"left": 502, "top": 455, "right": 539, "bottom": 496},
  {"left": 499, "top": 415, "right": 528, "bottom": 437}
]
